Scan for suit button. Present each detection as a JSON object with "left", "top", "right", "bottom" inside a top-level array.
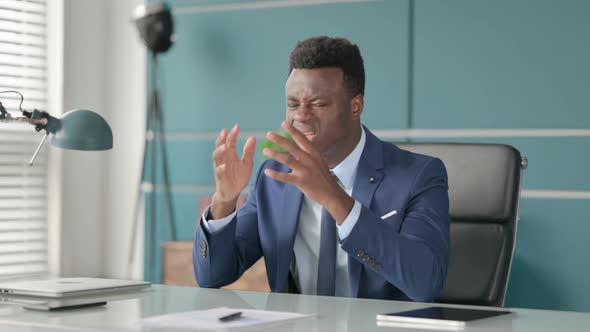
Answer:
[
  {"left": 200, "top": 241, "right": 206, "bottom": 248},
  {"left": 375, "top": 264, "right": 382, "bottom": 270},
  {"left": 357, "top": 249, "right": 365, "bottom": 257},
  {"left": 362, "top": 254, "right": 370, "bottom": 262},
  {"left": 369, "top": 258, "right": 375, "bottom": 266}
]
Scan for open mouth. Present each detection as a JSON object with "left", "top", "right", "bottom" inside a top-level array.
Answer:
[
  {"left": 292, "top": 123, "right": 317, "bottom": 141},
  {"left": 303, "top": 132, "right": 316, "bottom": 141}
]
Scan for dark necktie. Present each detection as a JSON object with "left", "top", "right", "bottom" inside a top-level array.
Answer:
[{"left": 316, "top": 172, "right": 339, "bottom": 296}]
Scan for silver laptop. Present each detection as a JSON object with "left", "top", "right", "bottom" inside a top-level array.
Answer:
[{"left": 0, "top": 278, "right": 151, "bottom": 298}]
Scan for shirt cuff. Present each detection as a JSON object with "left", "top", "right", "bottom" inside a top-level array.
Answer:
[
  {"left": 336, "top": 200, "right": 362, "bottom": 240},
  {"left": 201, "top": 205, "right": 236, "bottom": 233}
]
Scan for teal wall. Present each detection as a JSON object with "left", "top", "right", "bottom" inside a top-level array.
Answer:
[{"left": 144, "top": 0, "right": 590, "bottom": 312}]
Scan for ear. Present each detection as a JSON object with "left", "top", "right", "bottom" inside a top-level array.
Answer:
[{"left": 351, "top": 95, "right": 364, "bottom": 120}]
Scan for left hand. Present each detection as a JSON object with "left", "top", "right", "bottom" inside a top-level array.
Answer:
[{"left": 263, "top": 121, "right": 354, "bottom": 223}]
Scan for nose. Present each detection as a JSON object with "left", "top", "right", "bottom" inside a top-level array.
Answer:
[{"left": 291, "top": 104, "right": 313, "bottom": 122}]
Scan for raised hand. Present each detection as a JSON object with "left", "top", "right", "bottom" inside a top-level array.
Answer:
[
  {"left": 210, "top": 124, "right": 256, "bottom": 219},
  {"left": 262, "top": 121, "right": 354, "bottom": 224}
]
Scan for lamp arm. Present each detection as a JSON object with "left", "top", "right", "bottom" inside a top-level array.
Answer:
[
  {"left": 0, "top": 115, "right": 34, "bottom": 124},
  {"left": 0, "top": 91, "right": 61, "bottom": 133},
  {"left": 23, "top": 109, "right": 61, "bottom": 134},
  {"left": 29, "top": 133, "right": 49, "bottom": 166},
  {"left": 0, "top": 101, "right": 7, "bottom": 119},
  {"left": 0, "top": 110, "right": 48, "bottom": 166},
  {"left": 21, "top": 110, "right": 61, "bottom": 167},
  {"left": 0, "top": 109, "right": 53, "bottom": 129},
  {"left": 0, "top": 90, "right": 25, "bottom": 116},
  {"left": 0, "top": 92, "right": 60, "bottom": 166}
]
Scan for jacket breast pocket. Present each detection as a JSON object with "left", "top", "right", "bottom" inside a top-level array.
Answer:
[{"left": 379, "top": 209, "right": 403, "bottom": 231}]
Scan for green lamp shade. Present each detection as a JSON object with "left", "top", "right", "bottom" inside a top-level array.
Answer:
[{"left": 49, "top": 110, "right": 113, "bottom": 151}]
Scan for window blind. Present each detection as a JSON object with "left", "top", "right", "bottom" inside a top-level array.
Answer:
[{"left": 0, "top": 0, "right": 48, "bottom": 279}]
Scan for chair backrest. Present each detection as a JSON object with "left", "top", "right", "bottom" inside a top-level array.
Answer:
[{"left": 394, "top": 142, "right": 525, "bottom": 307}]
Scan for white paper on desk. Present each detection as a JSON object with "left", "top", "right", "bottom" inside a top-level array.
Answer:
[{"left": 140, "top": 306, "right": 315, "bottom": 330}]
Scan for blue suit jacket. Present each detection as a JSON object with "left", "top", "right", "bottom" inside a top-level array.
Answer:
[{"left": 194, "top": 128, "right": 450, "bottom": 302}]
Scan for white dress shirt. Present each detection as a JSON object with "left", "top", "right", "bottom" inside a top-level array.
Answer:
[{"left": 202, "top": 127, "right": 366, "bottom": 297}]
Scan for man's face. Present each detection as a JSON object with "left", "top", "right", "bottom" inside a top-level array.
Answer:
[{"left": 285, "top": 68, "right": 360, "bottom": 158}]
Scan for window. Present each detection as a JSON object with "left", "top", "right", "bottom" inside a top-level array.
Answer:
[{"left": 0, "top": 0, "right": 49, "bottom": 279}]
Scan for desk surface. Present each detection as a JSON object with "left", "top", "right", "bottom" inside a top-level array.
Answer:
[{"left": 0, "top": 284, "right": 589, "bottom": 331}]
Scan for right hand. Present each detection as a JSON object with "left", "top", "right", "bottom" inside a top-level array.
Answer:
[{"left": 210, "top": 124, "right": 256, "bottom": 219}]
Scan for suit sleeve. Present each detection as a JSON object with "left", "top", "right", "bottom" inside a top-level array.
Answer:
[
  {"left": 193, "top": 163, "right": 266, "bottom": 288},
  {"left": 340, "top": 157, "right": 450, "bottom": 302}
]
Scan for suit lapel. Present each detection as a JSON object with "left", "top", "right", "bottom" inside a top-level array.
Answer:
[
  {"left": 275, "top": 183, "right": 303, "bottom": 292},
  {"left": 348, "top": 127, "right": 385, "bottom": 297}
]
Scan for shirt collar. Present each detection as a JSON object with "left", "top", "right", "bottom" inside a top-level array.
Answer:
[{"left": 330, "top": 126, "right": 366, "bottom": 190}]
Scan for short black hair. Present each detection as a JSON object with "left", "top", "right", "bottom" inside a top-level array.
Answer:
[{"left": 289, "top": 36, "right": 365, "bottom": 97}]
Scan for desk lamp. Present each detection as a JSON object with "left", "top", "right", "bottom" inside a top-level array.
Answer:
[{"left": 0, "top": 90, "right": 113, "bottom": 165}]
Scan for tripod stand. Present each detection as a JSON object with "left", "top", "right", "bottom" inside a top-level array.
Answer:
[{"left": 128, "top": 52, "right": 177, "bottom": 280}]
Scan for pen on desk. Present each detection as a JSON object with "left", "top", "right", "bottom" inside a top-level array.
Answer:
[{"left": 218, "top": 311, "right": 242, "bottom": 322}]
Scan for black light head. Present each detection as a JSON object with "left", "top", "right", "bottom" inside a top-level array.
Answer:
[{"left": 132, "top": 2, "right": 174, "bottom": 54}]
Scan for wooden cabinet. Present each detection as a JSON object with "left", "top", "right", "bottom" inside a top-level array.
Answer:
[{"left": 161, "top": 241, "right": 270, "bottom": 291}]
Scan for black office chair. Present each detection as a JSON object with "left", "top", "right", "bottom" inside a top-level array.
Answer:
[{"left": 394, "top": 142, "right": 527, "bottom": 307}]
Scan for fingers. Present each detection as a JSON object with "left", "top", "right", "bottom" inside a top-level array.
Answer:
[
  {"left": 214, "top": 163, "right": 226, "bottom": 177},
  {"left": 213, "top": 124, "right": 241, "bottom": 166},
  {"left": 266, "top": 131, "right": 303, "bottom": 160},
  {"left": 215, "top": 128, "right": 228, "bottom": 148},
  {"left": 212, "top": 144, "right": 227, "bottom": 166},
  {"left": 264, "top": 168, "right": 294, "bottom": 184},
  {"left": 226, "top": 124, "right": 239, "bottom": 150},
  {"left": 242, "top": 136, "right": 257, "bottom": 165},
  {"left": 263, "top": 147, "right": 298, "bottom": 169},
  {"left": 281, "top": 121, "right": 315, "bottom": 154}
]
